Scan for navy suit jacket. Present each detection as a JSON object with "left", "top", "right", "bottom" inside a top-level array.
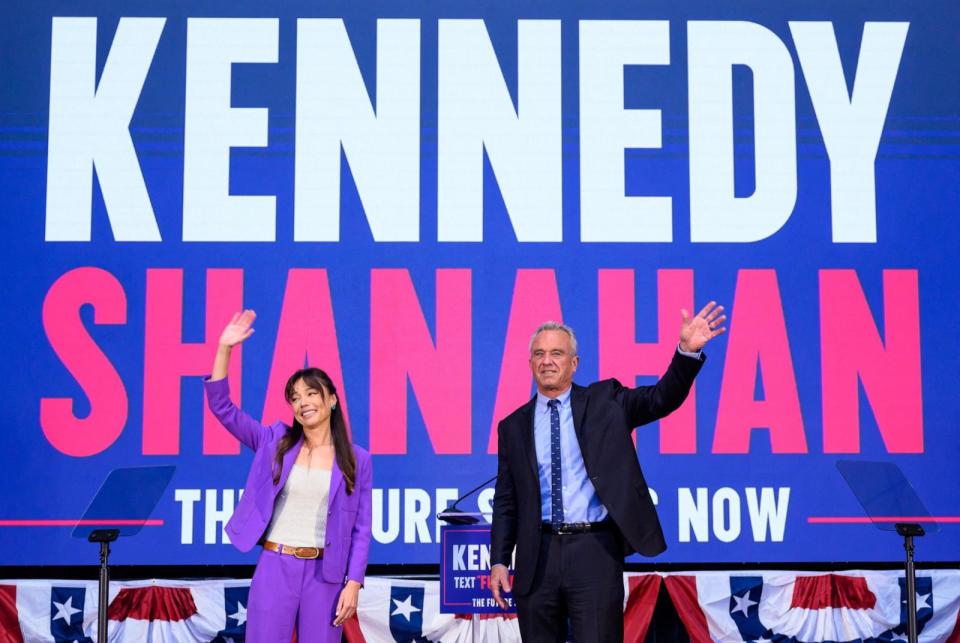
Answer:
[{"left": 490, "top": 350, "right": 704, "bottom": 596}]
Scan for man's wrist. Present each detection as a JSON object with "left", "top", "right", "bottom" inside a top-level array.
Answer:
[{"left": 677, "top": 342, "right": 701, "bottom": 357}]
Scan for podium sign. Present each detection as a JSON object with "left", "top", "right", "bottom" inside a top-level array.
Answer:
[{"left": 439, "top": 524, "right": 515, "bottom": 614}]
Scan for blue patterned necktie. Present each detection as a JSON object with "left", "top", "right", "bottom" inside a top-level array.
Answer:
[{"left": 547, "top": 399, "right": 564, "bottom": 527}]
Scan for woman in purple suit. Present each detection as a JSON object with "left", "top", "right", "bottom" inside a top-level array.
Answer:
[{"left": 206, "top": 309, "right": 372, "bottom": 642}]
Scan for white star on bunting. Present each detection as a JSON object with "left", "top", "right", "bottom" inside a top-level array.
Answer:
[
  {"left": 902, "top": 592, "right": 932, "bottom": 612},
  {"left": 229, "top": 601, "right": 247, "bottom": 626},
  {"left": 52, "top": 596, "right": 82, "bottom": 624},
  {"left": 391, "top": 594, "right": 421, "bottom": 621},
  {"left": 731, "top": 591, "right": 758, "bottom": 616}
]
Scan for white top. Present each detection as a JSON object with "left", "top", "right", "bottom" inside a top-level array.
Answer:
[{"left": 265, "top": 464, "right": 331, "bottom": 547}]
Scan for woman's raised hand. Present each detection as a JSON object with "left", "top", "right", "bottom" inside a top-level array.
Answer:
[
  {"left": 211, "top": 310, "right": 256, "bottom": 381},
  {"left": 219, "top": 310, "right": 257, "bottom": 348}
]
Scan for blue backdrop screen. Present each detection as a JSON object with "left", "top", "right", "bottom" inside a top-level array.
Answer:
[{"left": 2, "top": 0, "right": 958, "bottom": 565}]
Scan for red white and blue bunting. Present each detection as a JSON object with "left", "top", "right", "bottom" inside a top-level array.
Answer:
[{"left": 1, "top": 571, "right": 958, "bottom": 642}]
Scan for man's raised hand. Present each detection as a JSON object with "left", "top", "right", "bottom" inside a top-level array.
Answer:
[{"left": 679, "top": 301, "right": 726, "bottom": 353}]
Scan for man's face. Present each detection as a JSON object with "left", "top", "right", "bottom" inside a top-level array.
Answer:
[{"left": 529, "top": 329, "right": 579, "bottom": 395}]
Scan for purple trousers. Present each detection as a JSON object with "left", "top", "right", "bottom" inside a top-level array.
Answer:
[{"left": 246, "top": 548, "right": 344, "bottom": 642}]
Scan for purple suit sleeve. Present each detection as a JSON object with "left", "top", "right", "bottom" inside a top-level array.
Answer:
[
  {"left": 346, "top": 450, "right": 373, "bottom": 585},
  {"left": 203, "top": 377, "right": 269, "bottom": 452}
]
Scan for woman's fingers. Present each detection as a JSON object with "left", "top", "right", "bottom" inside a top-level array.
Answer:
[
  {"left": 334, "top": 606, "right": 356, "bottom": 626},
  {"left": 333, "top": 596, "right": 345, "bottom": 625}
]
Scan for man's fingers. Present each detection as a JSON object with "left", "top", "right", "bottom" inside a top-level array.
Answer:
[
  {"left": 490, "top": 575, "right": 504, "bottom": 607},
  {"left": 707, "top": 314, "right": 727, "bottom": 329},
  {"left": 490, "top": 569, "right": 511, "bottom": 609},
  {"left": 706, "top": 305, "right": 724, "bottom": 322}
]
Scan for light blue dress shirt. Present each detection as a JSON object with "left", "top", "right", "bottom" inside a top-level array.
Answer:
[
  {"left": 534, "top": 387, "right": 608, "bottom": 523},
  {"left": 532, "top": 347, "right": 701, "bottom": 524}
]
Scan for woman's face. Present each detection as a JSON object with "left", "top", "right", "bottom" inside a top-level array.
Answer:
[{"left": 288, "top": 378, "right": 337, "bottom": 430}]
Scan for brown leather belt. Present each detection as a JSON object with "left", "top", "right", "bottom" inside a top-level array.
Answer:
[{"left": 262, "top": 540, "right": 324, "bottom": 559}]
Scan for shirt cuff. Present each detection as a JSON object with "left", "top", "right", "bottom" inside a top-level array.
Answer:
[{"left": 676, "top": 343, "right": 702, "bottom": 359}]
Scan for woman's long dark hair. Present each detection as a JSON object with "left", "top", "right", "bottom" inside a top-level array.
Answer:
[{"left": 273, "top": 368, "right": 356, "bottom": 494}]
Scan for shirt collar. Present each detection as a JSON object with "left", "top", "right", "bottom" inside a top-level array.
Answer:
[{"left": 536, "top": 386, "right": 572, "bottom": 411}]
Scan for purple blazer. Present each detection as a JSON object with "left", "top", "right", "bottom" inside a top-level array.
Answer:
[{"left": 204, "top": 377, "right": 372, "bottom": 585}]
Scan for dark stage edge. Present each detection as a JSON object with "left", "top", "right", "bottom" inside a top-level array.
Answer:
[{"left": 1, "top": 561, "right": 957, "bottom": 581}]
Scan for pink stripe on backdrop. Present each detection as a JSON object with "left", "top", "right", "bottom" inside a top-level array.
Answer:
[
  {"left": 807, "top": 516, "right": 960, "bottom": 524},
  {"left": 0, "top": 519, "right": 163, "bottom": 526}
]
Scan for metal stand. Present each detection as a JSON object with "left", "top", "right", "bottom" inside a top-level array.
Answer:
[
  {"left": 438, "top": 474, "right": 497, "bottom": 525},
  {"left": 896, "top": 522, "right": 925, "bottom": 643},
  {"left": 89, "top": 529, "right": 119, "bottom": 643}
]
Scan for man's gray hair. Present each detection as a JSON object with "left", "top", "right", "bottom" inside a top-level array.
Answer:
[{"left": 529, "top": 321, "right": 578, "bottom": 356}]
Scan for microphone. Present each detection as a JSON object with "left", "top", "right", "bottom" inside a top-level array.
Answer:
[{"left": 437, "top": 474, "right": 498, "bottom": 525}]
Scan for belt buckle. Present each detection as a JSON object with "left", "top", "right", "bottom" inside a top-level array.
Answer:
[{"left": 294, "top": 546, "right": 320, "bottom": 559}]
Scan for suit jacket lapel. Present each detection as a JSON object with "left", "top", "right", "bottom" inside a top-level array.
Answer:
[
  {"left": 516, "top": 397, "right": 539, "bottom": 482},
  {"left": 329, "top": 457, "right": 346, "bottom": 508},
  {"left": 571, "top": 384, "right": 589, "bottom": 459},
  {"left": 277, "top": 435, "right": 304, "bottom": 489}
]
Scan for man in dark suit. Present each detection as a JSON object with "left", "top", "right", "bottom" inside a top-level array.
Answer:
[{"left": 489, "top": 303, "right": 726, "bottom": 642}]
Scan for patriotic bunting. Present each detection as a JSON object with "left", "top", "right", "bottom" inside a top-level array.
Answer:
[{"left": 0, "top": 572, "right": 957, "bottom": 642}]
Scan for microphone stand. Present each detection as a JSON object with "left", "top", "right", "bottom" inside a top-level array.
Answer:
[{"left": 437, "top": 475, "right": 498, "bottom": 524}]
